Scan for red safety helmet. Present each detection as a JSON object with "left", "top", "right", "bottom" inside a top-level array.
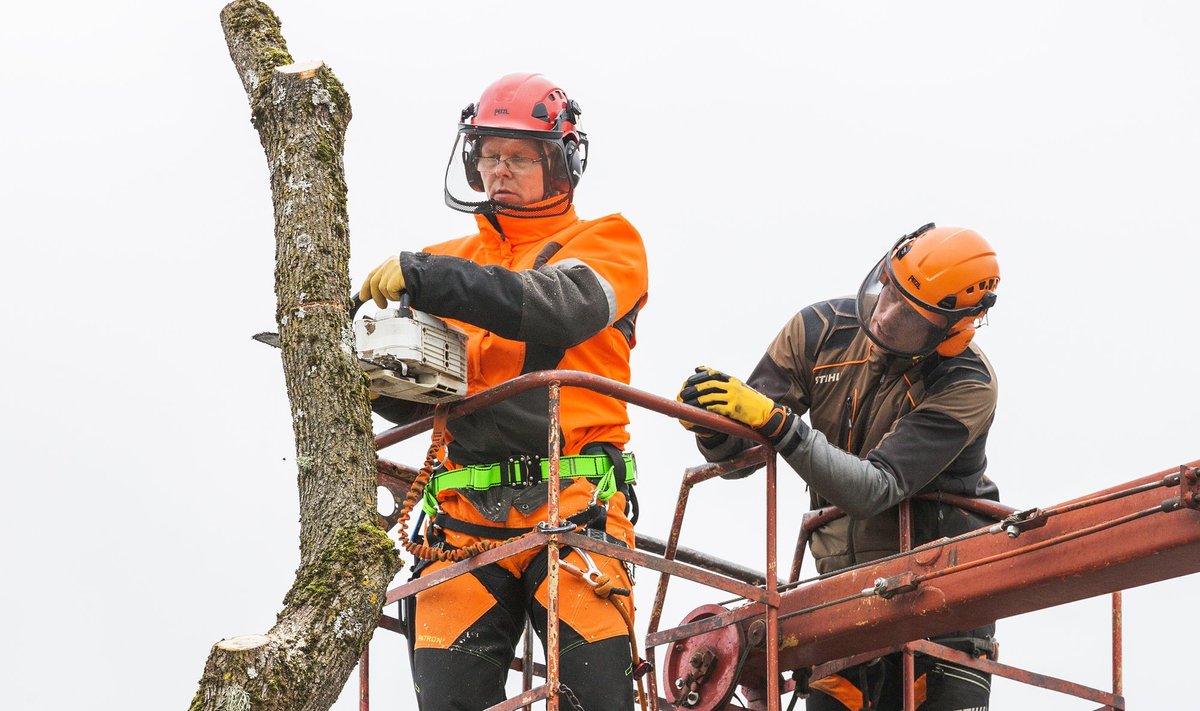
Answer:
[
  {"left": 444, "top": 73, "right": 588, "bottom": 217},
  {"left": 856, "top": 223, "right": 1000, "bottom": 358}
]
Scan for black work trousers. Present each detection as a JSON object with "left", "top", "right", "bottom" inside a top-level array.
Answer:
[{"left": 806, "top": 652, "right": 991, "bottom": 711}]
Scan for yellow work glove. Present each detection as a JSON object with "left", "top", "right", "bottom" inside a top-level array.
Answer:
[
  {"left": 676, "top": 376, "right": 723, "bottom": 439},
  {"left": 677, "top": 366, "right": 793, "bottom": 443},
  {"left": 359, "top": 255, "right": 406, "bottom": 308}
]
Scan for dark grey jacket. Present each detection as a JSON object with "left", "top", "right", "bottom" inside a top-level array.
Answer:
[{"left": 700, "top": 297, "right": 1000, "bottom": 574}]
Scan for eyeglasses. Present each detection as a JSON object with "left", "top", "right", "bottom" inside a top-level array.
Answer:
[{"left": 475, "top": 154, "right": 545, "bottom": 173}]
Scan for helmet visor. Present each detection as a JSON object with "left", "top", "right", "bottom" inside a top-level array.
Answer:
[
  {"left": 444, "top": 129, "right": 577, "bottom": 217},
  {"left": 856, "top": 257, "right": 953, "bottom": 357}
]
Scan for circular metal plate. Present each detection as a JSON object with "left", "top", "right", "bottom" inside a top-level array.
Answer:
[{"left": 662, "top": 604, "right": 746, "bottom": 711}]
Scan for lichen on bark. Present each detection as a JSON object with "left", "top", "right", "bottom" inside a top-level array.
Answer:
[{"left": 191, "top": 3, "right": 402, "bottom": 710}]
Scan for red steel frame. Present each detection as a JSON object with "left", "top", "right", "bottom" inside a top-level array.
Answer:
[
  {"left": 359, "top": 370, "right": 1200, "bottom": 710},
  {"left": 650, "top": 465, "right": 1200, "bottom": 710},
  {"left": 363, "top": 370, "right": 784, "bottom": 711}
]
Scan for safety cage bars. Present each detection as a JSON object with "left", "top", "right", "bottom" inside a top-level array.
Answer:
[{"left": 361, "top": 369, "right": 1200, "bottom": 711}]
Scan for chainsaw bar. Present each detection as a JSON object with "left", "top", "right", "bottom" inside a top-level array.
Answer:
[{"left": 251, "top": 331, "right": 403, "bottom": 374}]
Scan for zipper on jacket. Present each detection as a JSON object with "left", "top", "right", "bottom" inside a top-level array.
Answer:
[
  {"left": 841, "top": 392, "right": 857, "bottom": 566},
  {"left": 841, "top": 395, "right": 854, "bottom": 450},
  {"left": 843, "top": 366, "right": 893, "bottom": 567},
  {"left": 849, "top": 366, "right": 896, "bottom": 455},
  {"left": 484, "top": 212, "right": 506, "bottom": 240}
]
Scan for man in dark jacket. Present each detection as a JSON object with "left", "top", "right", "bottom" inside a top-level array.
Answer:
[{"left": 679, "top": 223, "right": 1001, "bottom": 710}]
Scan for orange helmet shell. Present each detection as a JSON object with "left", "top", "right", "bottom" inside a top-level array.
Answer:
[
  {"left": 858, "top": 224, "right": 1000, "bottom": 358},
  {"left": 889, "top": 226, "right": 1000, "bottom": 313}
]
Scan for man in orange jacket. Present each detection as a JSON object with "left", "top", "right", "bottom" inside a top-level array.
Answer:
[{"left": 360, "top": 73, "right": 648, "bottom": 711}]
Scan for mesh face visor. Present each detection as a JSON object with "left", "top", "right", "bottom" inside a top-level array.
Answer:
[
  {"left": 444, "top": 128, "right": 578, "bottom": 218},
  {"left": 856, "top": 257, "right": 956, "bottom": 357}
]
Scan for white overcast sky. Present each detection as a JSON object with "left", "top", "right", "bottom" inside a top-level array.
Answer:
[{"left": 3, "top": 1, "right": 1197, "bottom": 709}]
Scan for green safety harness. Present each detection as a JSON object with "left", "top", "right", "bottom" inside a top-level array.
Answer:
[{"left": 422, "top": 451, "right": 637, "bottom": 517}]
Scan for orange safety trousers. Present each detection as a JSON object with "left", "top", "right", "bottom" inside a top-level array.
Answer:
[{"left": 406, "top": 481, "right": 636, "bottom": 711}]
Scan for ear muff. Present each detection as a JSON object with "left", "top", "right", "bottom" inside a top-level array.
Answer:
[
  {"left": 935, "top": 318, "right": 977, "bottom": 357},
  {"left": 934, "top": 290, "right": 997, "bottom": 357},
  {"left": 564, "top": 137, "right": 584, "bottom": 187},
  {"left": 462, "top": 138, "right": 484, "bottom": 192}
]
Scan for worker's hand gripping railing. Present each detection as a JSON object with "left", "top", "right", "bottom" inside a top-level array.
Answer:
[{"left": 366, "top": 370, "right": 781, "bottom": 711}]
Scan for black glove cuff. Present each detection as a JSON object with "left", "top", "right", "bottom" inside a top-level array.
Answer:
[
  {"left": 756, "top": 404, "right": 793, "bottom": 444},
  {"left": 695, "top": 431, "right": 729, "bottom": 448}
]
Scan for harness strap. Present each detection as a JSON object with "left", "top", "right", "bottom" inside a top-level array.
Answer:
[
  {"left": 433, "top": 503, "right": 607, "bottom": 540},
  {"left": 427, "top": 452, "right": 637, "bottom": 502},
  {"left": 595, "top": 442, "right": 629, "bottom": 488}
]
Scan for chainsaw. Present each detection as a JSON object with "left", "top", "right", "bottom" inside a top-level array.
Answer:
[{"left": 254, "top": 293, "right": 468, "bottom": 403}]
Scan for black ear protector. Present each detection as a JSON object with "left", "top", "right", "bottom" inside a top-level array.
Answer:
[
  {"left": 563, "top": 135, "right": 585, "bottom": 188},
  {"left": 559, "top": 100, "right": 587, "bottom": 188},
  {"left": 462, "top": 136, "right": 485, "bottom": 192},
  {"left": 458, "top": 103, "right": 487, "bottom": 193}
]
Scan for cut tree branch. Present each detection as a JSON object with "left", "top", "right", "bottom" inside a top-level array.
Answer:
[{"left": 190, "top": 3, "right": 400, "bottom": 709}]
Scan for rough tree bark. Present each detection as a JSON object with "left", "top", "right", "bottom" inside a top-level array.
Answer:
[{"left": 190, "top": 2, "right": 401, "bottom": 709}]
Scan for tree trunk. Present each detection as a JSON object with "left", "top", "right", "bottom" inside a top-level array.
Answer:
[{"left": 190, "top": 2, "right": 401, "bottom": 709}]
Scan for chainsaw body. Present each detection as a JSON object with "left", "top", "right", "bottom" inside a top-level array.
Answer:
[{"left": 354, "top": 306, "right": 468, "bottom": 403}]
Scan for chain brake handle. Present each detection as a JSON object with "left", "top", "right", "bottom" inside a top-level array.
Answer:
[{"left": 351, "top": 291, "right": 412, "bottom": 318}]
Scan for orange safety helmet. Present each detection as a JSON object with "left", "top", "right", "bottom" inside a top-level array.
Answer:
[
  {"left": 856, "top": 223, "right": 1000, "bottom": 358},
  {"left": 444, "top": 73, "right": 588, "bottom": 217}
]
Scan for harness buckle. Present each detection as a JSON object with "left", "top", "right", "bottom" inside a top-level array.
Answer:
[{"left": 500, "top": 455, "right": 543, "bottom": 488}]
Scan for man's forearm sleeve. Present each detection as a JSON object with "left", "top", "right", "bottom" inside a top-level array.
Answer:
[{"left": 777, "top": 418, "right": 906, "bottom": 518}]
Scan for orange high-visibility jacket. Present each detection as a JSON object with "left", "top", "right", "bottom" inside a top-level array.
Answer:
[{"left": 384, "top": 206, "right": 648, "bottom": 466}]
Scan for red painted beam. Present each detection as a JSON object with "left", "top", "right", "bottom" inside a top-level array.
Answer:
[{"left": 728, "top": 462, "right": 1200, "bottom": 679}]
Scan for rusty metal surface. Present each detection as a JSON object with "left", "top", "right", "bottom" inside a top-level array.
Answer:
[
  {"left": 729, "top": 461, "right": 1200, "bottom": 678},
  {"left": 545, "top": 381, "right": 562, "bottom": 711},
  {"left": 376, "top": 457, "right": 418, "bottom": 490},
  {"left": 374, "top": 369, "right": 770, "bottom": 450},
  {"left": 376, "top": 457, "right": 419, "bottom": 529},
  {"left": 522, "top": 619, "right": 535, "bottom": 710},
  {"left": 788, "top": 506, "right": 844, "bottom": 584},
  {"left": 362, "top": 369, "right": 1192, "bottom": 711},
  {"left": 359, "top": 648, "right": 369, "bottom": 711},
  {"left": 636, "top": 532, "right": 779, "bottom": 587},
  {"left": 647, "top": 446, "right": 775, "bottom": 660},
  {"left": 384, "top": 533, "right": 548, "bottom": 604},
  {"left": 808, "top": 643, "right": 909, "bottom": 681},
  {"left": 898, "top": 500, "right": 914, "bottom": 711},
  {"left": 789, "top": 494, "right": 1017, "bottom": 585},
  {"left": 906, "top": 639, "right": 1125, "bottom": 708},
  {"left": 562, "top": 532, "right": 771, "bottom": 604},
  {"left": 485, "top": 685, "right": 548, "bottom": 711},
  {"left": 375, "top": 613, "right": 402, "bottom": 635},
  {"left": 511, "top": 653, "right": 546, "bottom": 679},
  {"left": 662, "top": 605, "right": 746, "bottom": 711},
  {"left": 646, "top": 603, "right": 765, "bottom": 649},
  {"left": 762, "top": 456, "right": 780, "bottom": 711},
  {"left": 1112, "top": 591, "right": 1123, "bottom": 700}
]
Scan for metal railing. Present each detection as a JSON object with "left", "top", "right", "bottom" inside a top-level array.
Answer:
[
  {"left": 365, "top": 370, "right": 783, "bottom": 711},
  {"left": 362, "top": 370, "right": 1199, "bottom": 710}
]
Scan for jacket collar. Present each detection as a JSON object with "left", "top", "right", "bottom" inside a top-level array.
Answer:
[
  {"left": 867, "top": 342, "right": 930, "bottom": 377},
  {"left": 475, "top": 205, "right": 579, "bottom": 246}
]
